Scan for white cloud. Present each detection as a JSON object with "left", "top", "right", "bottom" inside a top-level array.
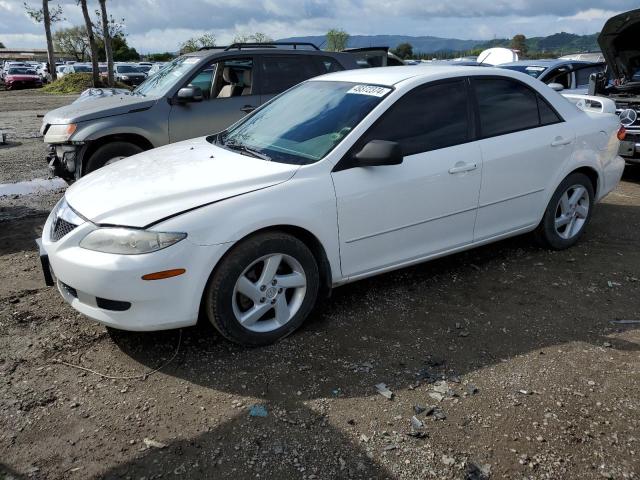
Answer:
[{"left": 560, "top": 8, "right": 619, "bottom": 22}]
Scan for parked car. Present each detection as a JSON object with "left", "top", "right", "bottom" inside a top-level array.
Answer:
[
  {"left": 59, "top": 64, "right": 93, "bottom": 78},
  {"left": 592, "top": 8, "right": 640, "bottom": 164},
  {"left": 113, "top": 64, "right": 147, "bottom": 86},
  {"left": 40, "top": 43, "right": 360, "bottom": 182},
  {"left": 37, "top": 66, "right": 624, "bottom": 346},
  {"left": 2, "top": 67, "right": 43, "bottom": 90},
  {"left": 146, "top": 62, "right": 167, "bottom": 77},
  {"left": 498, "top": 59, "right": 606, "bottom": 93}
]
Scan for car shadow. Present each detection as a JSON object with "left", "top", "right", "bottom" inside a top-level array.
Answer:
[
  {"left": 0, "top": 208, "right": 46, "bottom": 256},
  {"left": 99, "top": 201, "right": 640, "bottom": 478}
]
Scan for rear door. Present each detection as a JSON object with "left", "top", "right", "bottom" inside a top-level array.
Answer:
[
  {"left": 256, "top": 55, "right": 322, "bottom": 105},
  {"left": 471, "top": 76, "right": 574, "bottom": 241},
  {"left": 168, "top": 56, "right": 258, "bottom": 142}
]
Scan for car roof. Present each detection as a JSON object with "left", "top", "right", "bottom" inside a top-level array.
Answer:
[
  {"left": 314, "top": 65, "right": 498, "bottom": 87},
  {"left": 500, "top": 59, "right": 598, "bottom": 68}
]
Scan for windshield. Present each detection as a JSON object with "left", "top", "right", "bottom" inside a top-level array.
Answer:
[
  {"left": 500, "top": 65, "right": 548, "bottom": 78},
  {"left": 211, "top": 81, "right": 391, "bottom": 165},
  {"left": 8, "top": 68, "right": 36, "bottom": 75},
  {"left": 117, "top": 65, "right": 141, "bottom": 73},
  {"left": 134, "top": 56, "right": 200, "bottom": 96},
  {"left": 74, "top": 65, "right": 92, "bottom": 72}
]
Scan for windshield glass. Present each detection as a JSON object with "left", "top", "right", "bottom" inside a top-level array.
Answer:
[
  {"left": 117, "top": 65, "right": 140, "bottom": 73},
  {"left": 134, "top": 56, "right": 200, "bottom": 96},
  {"left": 74, "top": 65, "right": 92, "bottom": 72},
  {"left": 500, "top": 65, "right": 548, "bottom": 78},
  {"left": 211, "top": 81, "right": 391, "bottom": 165},
  {"left": 8, "top": 68, "right": 36, "bottom": 75}
]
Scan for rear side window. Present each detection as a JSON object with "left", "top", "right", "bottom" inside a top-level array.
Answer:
[
  {"left": 359, "top": 80, "right": 470, "bottom": 156},
  {"left": 317, "top": 56, "right": 344, "bottom": 73},
  {"left": 473, "top": 78, "right": 561, "bottom": 138},
  {"left": 259, "top": 56, "right": 319, "bottom": 95}
]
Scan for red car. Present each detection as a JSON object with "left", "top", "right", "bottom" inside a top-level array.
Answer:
[{"left": 3, "top": 67, "right": 43, "bottom": 90}]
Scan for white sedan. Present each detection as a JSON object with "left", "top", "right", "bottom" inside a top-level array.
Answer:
[{"left": 38, "top": 66, "right": 625, "bottom": 346}]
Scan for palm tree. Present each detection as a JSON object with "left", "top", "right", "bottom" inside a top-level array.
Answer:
[
  {"left": 78, "top": 0, "right": 100, "bottom": 86},
  {"left": 98, "top": 0, "right": 114, "bottom": 86}
]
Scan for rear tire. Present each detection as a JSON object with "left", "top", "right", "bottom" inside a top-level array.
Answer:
[
  {"left": 84, "top": 141, "right": 143, "bottom": 174},
  {"left": 534, "top": 172, "right": 594, "bottom": 250},
  {"left": 204, "top": 232, "right": 319, "bottom": 346}
]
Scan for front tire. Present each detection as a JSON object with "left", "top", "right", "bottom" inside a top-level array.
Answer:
[
  {"left": 534, "top": 172, "right": 594, "bottom": 250},
  {"left": 204, "top": 232, "right": 320, "bottom": 346},
  {"left": 85, "top": 141, "right": 143, "bottom": 175}
]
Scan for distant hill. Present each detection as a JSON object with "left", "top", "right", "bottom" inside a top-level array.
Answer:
[{"left": 278, "top": 32, "right": 600, "bottom": 56}]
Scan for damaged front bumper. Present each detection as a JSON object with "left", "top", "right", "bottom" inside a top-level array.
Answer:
[{"left": 46, "top": 143, "right": 84, "bottom": 181}]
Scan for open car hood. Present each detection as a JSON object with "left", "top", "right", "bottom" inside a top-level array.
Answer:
[{"left": 598, "top": 8, "right": 640, "bottom": 81}]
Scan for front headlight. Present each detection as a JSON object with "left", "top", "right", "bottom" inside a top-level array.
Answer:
[
  {"left": 79, "top": 228, "right": 187, "bottom": 255},
  {"left": 45, "top": 123, "right": 77, "bottom": 143},
  {"left": 120, "top": 75, "right": 129, "bottom": 80}
]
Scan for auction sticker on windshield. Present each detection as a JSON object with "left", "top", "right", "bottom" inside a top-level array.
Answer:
[{"left": 347, "top": 85, "right": 392, "bottom": 97}]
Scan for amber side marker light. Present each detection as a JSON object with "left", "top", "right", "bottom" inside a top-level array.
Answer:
[
  {"left": 142, "top": 269, "right": 186, "bottom": 281},
  {"left": 617, "top": 126, "right": 627, "bottom": 141}
]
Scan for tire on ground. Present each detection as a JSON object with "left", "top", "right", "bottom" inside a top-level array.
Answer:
[
  {"left": 204, "top": 231, "right": 320, "bottom": 346},
  {"left": 84, "top": 141, "right": 144, "bottom": 174},
  {"left": 534, "top": 172, "right": 594, "bottom": 250}
]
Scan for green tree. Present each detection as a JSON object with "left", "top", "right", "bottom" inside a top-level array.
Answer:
[
  {"left": 24, "top": 1, "right": 64, "bottom": 80},
  {"left": 392, "top": 42, "right": 413, "bottom": 59},
  {"left": 326, "top": 29, "right": 349, "bottom": 51},
  {"left": 53, "top": 26, "right": 89, "bottom": 61},
  {"left": 180, "top": 33, "right": 216, "bottom": 53},
  {"left": 510, "top": 34, "right": 528, "bottom": 56},
  {"left": 0, "top": 41, "right": 5, "bottom": 48},
  {"left": 110, "top": 35, "right": 139, "bottom": 61},
  {"left": 146, "top": 52, "right": 175, "bottom": 62}
]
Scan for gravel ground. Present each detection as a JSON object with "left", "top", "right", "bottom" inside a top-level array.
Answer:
[
  {"left": 0, "top": 89, "right": 639, "bottom": 480},
  {"left": 0, "top": 89, "right": 77, "bottom": 184}
]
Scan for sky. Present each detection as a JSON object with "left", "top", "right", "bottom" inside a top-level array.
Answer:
[{"left": 0, "top": 0, "right": 636, "bottom": 53}]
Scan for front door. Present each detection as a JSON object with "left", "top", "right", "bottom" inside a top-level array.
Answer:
[
  {"left": 331, "top": 80, "right": 482, "bottom": 277},
  {"left": 168, "top": 57, "right": 259, "bottom": 142}
]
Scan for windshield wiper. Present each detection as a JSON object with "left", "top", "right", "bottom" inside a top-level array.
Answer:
[{"left": 224, "top": 142, "right": 271, "bottom": 161}]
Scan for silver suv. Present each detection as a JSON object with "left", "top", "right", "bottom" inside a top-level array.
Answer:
[{"left": 42, "top": 43, "right": 359, "bottom": 181}]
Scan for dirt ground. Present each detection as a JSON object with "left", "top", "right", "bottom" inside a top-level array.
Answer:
[{"left": 0, "top": 89, "right": 639, "bottom": 480}]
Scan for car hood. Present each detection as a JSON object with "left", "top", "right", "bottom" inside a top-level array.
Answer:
[
  {"left": 598, "top": 8, "right": 640, "bottom": 81},
  {"left": 6, "top": 74, "right": 40, "bottom": 81},
  {"left": 42, "top": 93, "right": 157, "bottom": 125},
  {"left": 65, "top": 137, "right": 299, "bottom": 227}
]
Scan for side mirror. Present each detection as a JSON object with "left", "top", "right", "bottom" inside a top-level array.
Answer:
[
  {"left": 176, "top": 86, "right": 203, "bottom": 103},
  {"left": 548, "top": 82, "right": 564, "bottom": 92},
  {"left": 354, "top": 140, "right": 403, "bottom": 167}
]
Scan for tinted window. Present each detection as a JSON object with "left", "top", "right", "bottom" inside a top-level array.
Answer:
[
  {"left": 537, "top": 95, "right": 561, "bottom": 125},
  {"left": 317, "top": 56, "right": 343, "bottom": 73},
  {"left": 474, "top": 78, "right": 540, "bottom": 137},
  {"left": 358, "top": 80, "right": 470, "bottom": 156},
  {"left": 259, "top": 56, "right": 319, "bottom": 94},
  {"left": 575, "top": 65, "right": 604, "bottom": 86}
]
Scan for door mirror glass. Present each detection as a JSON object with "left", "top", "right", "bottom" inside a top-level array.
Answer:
[
  {"left": 548, "top": 82, "right": 564, "bottom": 92},
  {"left": 176, "top": 86, "right": 204, "bottom": 103},
  {"left": 354, "top": 140, "right": 403, "bottom": 167}
]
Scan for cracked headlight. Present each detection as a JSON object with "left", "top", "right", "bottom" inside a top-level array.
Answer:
[{"left": 79, "top": 228, "right": 187, "bottom": 255}]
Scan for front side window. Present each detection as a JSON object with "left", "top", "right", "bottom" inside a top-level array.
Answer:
[
  {"left": 212, "top": 81, "right": 391, "bottom": 164},
  {"left": 575, "top": 65, "right": 604, "bottom": 87},
  {"left": 259, "top": 56, "right": 319, "bottom": 94},
  {"left": 357, "top": 80, "right": 470, "bottom": 156}
]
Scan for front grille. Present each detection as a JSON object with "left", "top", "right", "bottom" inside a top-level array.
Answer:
[{"left": 51, "top": 217, "right": 78, "bottom": 242}]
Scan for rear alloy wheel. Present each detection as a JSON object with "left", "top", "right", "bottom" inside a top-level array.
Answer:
[
  {"left": 204, "top": 232, "right": 319, "bottom": 346},
  {"left": 534, "top": 172, "right": 594, "bottom": 250}
]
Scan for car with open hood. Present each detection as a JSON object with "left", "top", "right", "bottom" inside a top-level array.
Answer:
[
  {"left": 592, "top": 8, "right": 640, "bottom": 163},
  {"left": 40, "top": 42, "right": 360, "bottom": 182},
  {"left": 37, "top": 66, "right": 625, "bottom": 346}
]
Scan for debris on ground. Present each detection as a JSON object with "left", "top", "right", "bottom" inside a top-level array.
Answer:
[
  {"left": 375, "top": 383, "right": 394, "bottom": 400},
  {"left": 248, "top": 404, "right": 268, "bottom": 417},
  {"left": 143, "top": 438, "right": 167, "bottom": 449}
]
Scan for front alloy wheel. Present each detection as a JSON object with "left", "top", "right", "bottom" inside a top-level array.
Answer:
[{"left": 204, "top": 232, "right": 319, "bottom": 346}]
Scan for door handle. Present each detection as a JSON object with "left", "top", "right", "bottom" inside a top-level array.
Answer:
[
  {"left": 551, "top": 137, "right": 573, "bottom": 147},
  {"left": 448, "top": 162, "right": 477, "bottom": 174},
  {"left": 241, "top": 105, "right": 256, "bottom": 113}
]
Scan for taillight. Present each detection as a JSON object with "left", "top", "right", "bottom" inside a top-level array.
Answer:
[{"left": 617, "top": 126, "right": 627, "bottom": 141}]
